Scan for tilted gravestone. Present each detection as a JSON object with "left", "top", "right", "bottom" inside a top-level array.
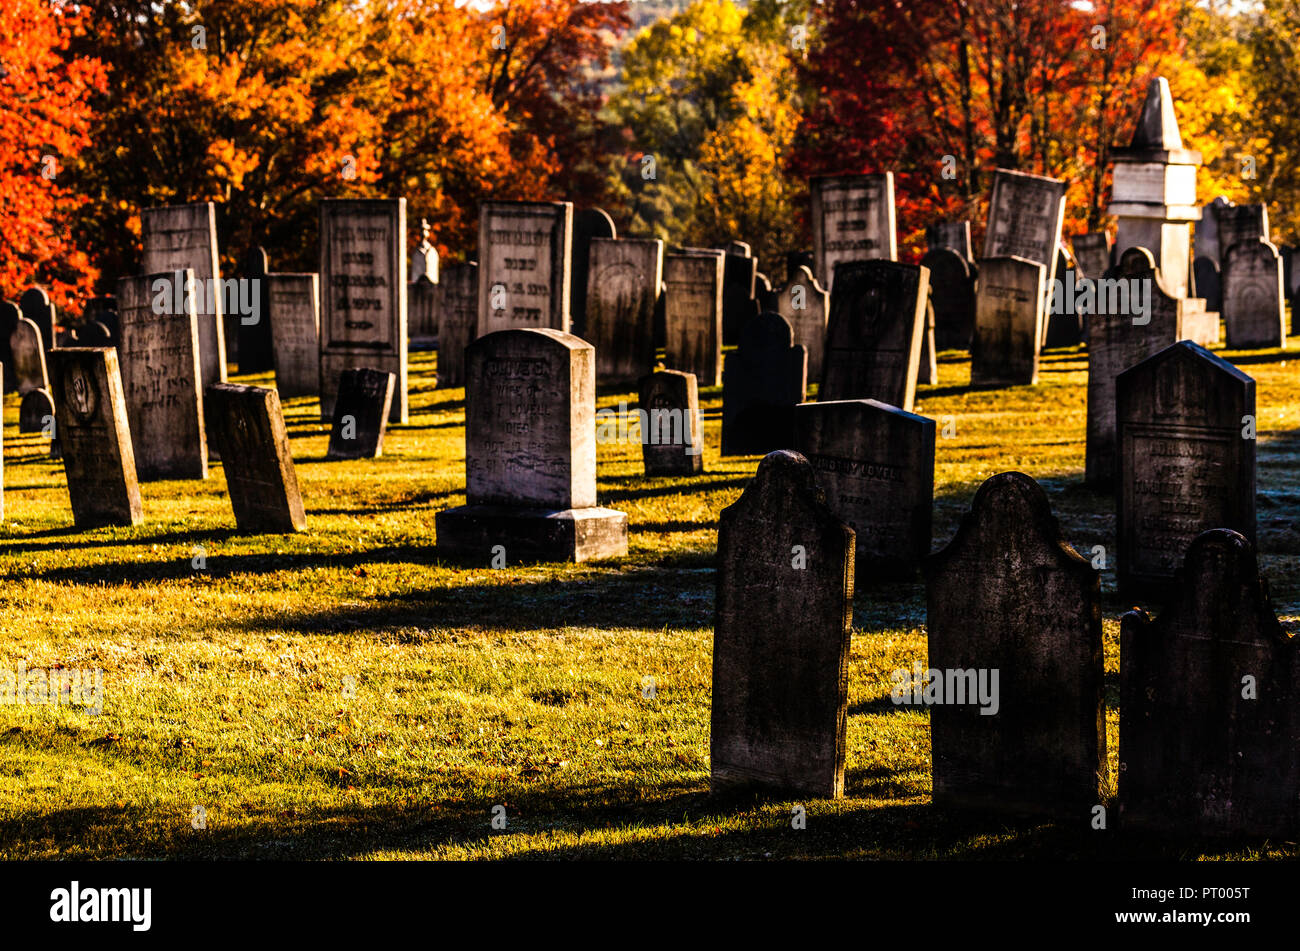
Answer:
[
  {"left": 10, "top": 317, "right": 49, "bottom": 394},
  {"left": 720, "top": 242, "right": 758, "bottom": 345},
  {"left": 1117, "top": 340, "right": 1255, "bottom": 599},
  {"left": 267, "top": 273, "right": 320, "bottom": 399},
  {"left": 721, "top": 312, "right": 807, "bottom": 456},
  {"left": 925, "top": 471, "right": 1105, "bottom": 816},
  {"left": 775, "top": 266, "right": 829, "bottom": 385},
  {"left": 1120, "top": 529, "right": 1300, "bottom": 837},
  {"left": 1072, "top": 231, "right": 1112, "bottom": 280},
  {"left": 48, "top": 348, "right": 143, "bottom": 527},
  {"left": 1213, "top": 202, "right": 1268, "bottom": 266},
  {"left": 795, "top": 398, "right": 934, "bottom": 580},
  {"left": 19, "top": 388, "right": 54, "bottom": 435},
  {"left": 711, "top": 449, "right": 855, "bottom": 798},
  {"left": 140, "top": 202, "right": 226, "bottom": 388},
  {"left": 1193, "top": 256, "right": 1222, "bottom": 312},
  {"left": 436, "top": 329, "right": 628, "bottom": 563},
  {"left": 637, "top": 369, "right": 703, "bottom": 476},
  {"left": 820, "top": 260, "right": 927, "bottom": 412},
  {"left": 435, "top": 262, "right": 477, "bottom": 388},
  {"left": 982, "top": 168, "right": 1067, "bottom": 348},
  {"left": 477, "top": 200, "right": 573, "bottom": 337},
  {"left": 663, "top": 250, "right": 725, "bottom": 387},
  {"left": 205, "top": 383, "right": 306, "bottom": 533},
  {"left": 326, "top": 368, "right": 395, "bottom": 460},
  {"left": 319, "top": 198, "right": 408, "bottom": 423},
  {"left": 569, "top": 208, "right": 616, "bottom": 338},
  {"left": 19, "top": 287, "right": 56, "bottom": 352},
  {"left": 925, "top": 220, "right": 973, "bottom": 264},
  {"left": 810, "top": 173, "right": 897, "bottom": 291},
  {"left": 584, "top": 237, "right": 663, "bottom": 386},
  {"left": 116, "top": 271, "right": 208, "bottom": 480},
  {"left": 920, "top": 248, "right": 975, "bottom": 351},
  {"left": 237, "top": 246, "right": 275, "bottom": 372},
  {"left": 1222, "top": 237, "right": 1286, "bottom": 350},
  {"left": 970, "top": 257, "right": 1045, "bottom": 387}
]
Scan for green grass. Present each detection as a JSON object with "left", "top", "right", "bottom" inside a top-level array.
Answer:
[{"left": 1, "top": 342, "right": 1297, "bottom": 861}]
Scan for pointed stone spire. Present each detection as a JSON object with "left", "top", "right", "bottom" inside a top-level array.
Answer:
[{"left": 1130, "top": 77, "right": 1182, "bottom": 151}]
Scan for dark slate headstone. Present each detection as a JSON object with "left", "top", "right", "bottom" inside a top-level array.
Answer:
[
  {"left": 0, "top": 299, "right": 19, "bottom": 392},
  {"left": 820, "top": 260, "right": 927, "bottom": 412},
  {"left": 970, "top": 256, "right": 1045, "bottom": 386},
  {"left": 19, "top": 287, "right": 56, "bottom": 351},
  {"left": 19, "top": 388, "right": 54, "bottom": 434},
  {"left": 785, "top": 250, "right": 815, "bottom": 285},
  {"left": 1196, "top": 196, "right": 1230, "bottom": 262},
  {"left": 1120, "top": 530, "right": 1300, "bottom": 837},
  {"left": 1117, "top": 340, "right": 1255, "bottom": 598},
  {"left": 795, "top": 399, "right": 933, "bottom": 579},
  {"left": 78, "top": 321, "right": 112, "bottom": 348},
  {"left": 711, "top": 449, "right": 855, "bottom": 798},
  {"left": 1043, "top": 254, "right": 1083, "bottom": 349},
  {"left": 775, "top": 266, "right": 829, "bottom": 384},
  {"left": 1213, "top": 202, "right": 1268, "bottom": 265},
  {"left": 1193, "top": 255, "right": 1222, "bottom": 312},
  {"left": 721, "top": 312, "right": 807, "bottom": 456},
  {"left": 925, "top": 471, "right": 1105, "bottom": 816},
  {"left": 237, "top": 246, "right": 275, "bottom": 373},
  {"left": 1222, "top": 237, "right": 1286, "bottom": 349},
  {"left": 920, "top": 248, "right": 974, "bottom": 351},
  {"left": 435, "top": 261, "right": 477, "bottom": 388},
  {"left": 925, "top": 220, "right": 973, "bottom": 264},
  {"left": 1072, "top": 231, "right": 1113, "bottom": 280},
  {"left": 663, "top": 250, "right": 724, "bottom": 386},
  {"left": 755, "top": 272, "right": 776, "bottom": 313},
  {"left": 570, "top": 207, "right": 616, "bottom": 338},
  {"left": 584, "top": 237, "right": 663, "bottom": 385},
  {"left": 205, "top": 383, "right": 306, "bottom": 533},
  {"left": 408, "top": 279, "right": 438, "bottom": 352},
  {"left": 917, "top": 299, "right": 938, "bottom": 384},
  {"left": 720, "top": 242, "right": 758, "bottom": 345},
  {"left": 10, "top": 317, "right": 49, "bottom": 394},
  {"left": 48, "top": 348, "right": 143, "bottom": 528},
  {"left": 638, "top": 369, "right": 703, "bottom": 476},
  {"left": 326, "top": 367, "right": 395, "bottom": 460}
]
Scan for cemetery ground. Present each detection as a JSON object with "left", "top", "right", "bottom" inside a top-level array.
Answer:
[{"left": 2, "top": 346, "right": 1298, "bottom": 863}]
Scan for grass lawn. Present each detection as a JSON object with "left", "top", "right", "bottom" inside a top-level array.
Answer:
[{"left": 1, "top": 340, "right": 1297, "bottom": 861}]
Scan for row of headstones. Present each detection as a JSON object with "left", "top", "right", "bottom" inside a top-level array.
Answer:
[{"left": 712, "top": 454, "right": 1296, "bottom": 838}]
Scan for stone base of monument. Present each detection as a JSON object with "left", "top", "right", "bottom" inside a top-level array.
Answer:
[{"left": 436, "top": 505, "right": 628, "bottom": 563}]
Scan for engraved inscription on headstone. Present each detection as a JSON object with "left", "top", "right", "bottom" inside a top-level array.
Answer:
[
  {"left": 811, "top": 173, "right": 897, "bottom": 290},
  {"left": 477, "top": 201, "right": 573, "bottom": 337},
  {"left": 971, "top": 257, "right": 1046, "bottom": 387}
]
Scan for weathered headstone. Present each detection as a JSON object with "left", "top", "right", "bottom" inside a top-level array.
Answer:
[
  {"left": 926, "top": 220, "right": 973, "bottom": 264},
  {"left": 983, "top": 168, "right": 1067, "bottom": 346},
  {"left": 267, "top": 273, "right": 320, "bottom": 399},
  {"left": 48, "top": 348, "right": 143, "bottom": 527},
  {"left": 775, "top": 266, "right": 829, "bottom": 385},
  {"left": 970, "top": 257, "right": 1046, "bottom": 386},
  {"left": 811, "top": 173, "right": 896, "bottom": 291},
  {"left": 570, "top": 208, "right": 616, "bottom": 338},
  {"left": 140, "top": 202, "right": 226, "bottom": 388},
  {"left": 920, "top": 248, "right": 975, "bottom": 351},
  {"left": 1043, "top": 251, "right": 1083, "bottom": 349},
  {"left": 205, "top": 383, "right": 306, "bottom": 533},
  {"left": 326, "top": 368, "right": 395, "bottom": 460},
  {"left": 720, "top": 242, "right": 758, "bottom": 345},
  {"left": 435, "top": 328, "right": 628, "bottom": 562},
  {"left": 663, "top": 250, "right": 725, "bottom": 387},
  {"left": 19, "top": 287, "right": 56, "bottom": 351},
  {"left": 10, "top": 317, "right": 48, "bottom": 394},
  {"left": 1193, "top": 256, "right": 1222, "bottom": 312},
  {"left": 711, "top": 449, "right": 855, "bottom": 798},
  {"left": 1119, "top": 529, "right": 1300, "bottom": 838},
  {"left": 1117, "top": 340, "right": 1255, "bottom": 597},
  {"left": 237, "top": 246, "right": 275, "bottom": 372},
  {"left": 637, "top": 370, "right": 703, "bottom": 476},
  {"left": 1072, "top": 232, "right": 1113, "bottom": 279},
  {"left": 1196, "top": 195, "right": 1231, "bottom": 263},
  {"left": 820, "top": 260, "right": 927, "bottom": 411},
  {"left": 584, "top": 237, "right": 663, "bottom": 385},
  {"left": 319, "top": 198, "right": 408, "bottom": 423},
  {"left": 435, "top": 262, "right": 477, "bottom": 388},
  {"left": 721, "top": 312, "right": 807, "bottom": 456},
  {"left": 0, "top": 300, "right": 19, "bottom": 391},
  {"left": 796, "top": 399, "right": 934, "bottom": 579},
  {"left": 477, "top": 200, "right": 573, "bottom": 337},
  {"left": 116, "top": 271, "right": 208, "bottom": 480},
  {"left": 1222, "top": 237, "right": 1286, "bottom": 349},
  {"left": 925, "top": 471, "right": 1105, "bottom": 816},
  {"left": 19, "top": 388, "right": 54, "bottom": 434},
  {"left": 1214, "top": 202, "right": 1269, "bottom": 265}
]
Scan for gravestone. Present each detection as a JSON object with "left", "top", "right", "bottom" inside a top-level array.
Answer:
[
  {"left": 205, "top": 383, "right": 306, "bottom": 533},
  {"left": 663, "top": 250, "right": 725, "bottom": 387},
  {"left": 785, "top": 250, "right": 815, "bottom": 284},
  {"left": 925, "top": 471, "right": 1105, "bottom": 816},
  {"left": 435, "top": 262, "right": 478, "bottom": 388},
  {"left": 795, "top": 399, "right": 934, "bottom": 579},
  {"left": 775, "top": 266, "right": 829, "bottom": 384},
  {"left": 1193, "top": 256, "right": 1222, "bottom": 312},
  {"left": 116, "top": 271, "right": 208, "bottom": 480},
  {"left": 48, "top": 348, "right": 143, "bottom": 527},
  {"left": 477, "top": 200, "right": 573, "bottom": 337},
  {"left": 721, "top": 312, "right": 807, "bottom": 456},
  {"left": 810, "top": 173, "right": 897, "bottom": 290},
  {"left": 1120, "top": 530, "right": 1300, "bottom": 838},
  {"left": 755, "top": 272, "right": 776, "bottom": 312},
  {"left": 1117, "top": 340, "right": 1255, "bottom": 598},
  {"left": 410, "top": 217, "right": 439, "bottom": 284},
  {"left": 19, "top": 287, "right": 56, "bottom": 351},
  {"left": 584, "top": 237, "right": 663, "bottom": 385},
  {"left": 237, "top": 246, "right": 275, "bottom": 372},
  {"left": 720, "top": 242, "right": 758, "bottom": 345},
  {"left": 267, "top": 273, "right": 320, "bottom": 399},
  {"left": 1085, "top": 247, "right": 1220, "bottom": 488},
  {"left": 1222, "top": 238, "right": 1286, "bottom": 349},
  {"left": 820, "top": 260, "right": 927, "bottom": 412},
  {"left": 0, "top": 300, "right": 19, "bottom": 391},
  {"left": 19, "top": 388, "right": 54, "bottom": 434},
  {"left": 570, "top": 208, "right": 616, "bottom": 338},
  {"left": 1043, "top": 253, "right": 1083, "bottom": 349},
  {"left": 84, "top": 297, "right": 118, "bottom": 344},
  {"left": 711, "top": 449, "right": 855, "bottom": 799},
  {"left": 982, "top": 168, "right": 1067, "bottom": 346},
  {"left": 140, "top": 202, "right": 226, "bottom": 388},
  {"left": 435, "top": 328, "right": 628, "bottom": 562},
  {"left": 326, "top": 367, "right": 395, "bottom": 460},
  {"left": 970, "top": 257, "right": 1046, "bottom": 386},
  {"left": 1214, "top": 203, "right": 1268, "bottom": 265},
  {"left": 10, "top": 317, "right": 48, "bottom": 394},
  {"left": 920, "top": 248, "right": 975, "bottom": 351},
  {"left": 926, "top": 220, "right": 973, "bottom": 264},
  {"left": 319, "top": 198, "right": 408, "bottom": 423},
  {"left": 78, "top": 321, "right": 112, "bottom": 348},
  {"left": 1072, "top": 232, "right": 1112, "bottom": 279},
  {"left": 638, "top": 370, "right": 703, "bottom": 476},
  {"left": 1196, "top": 196, "right": 1231, "bottom": 262},
  {"left": 408, "top": 280, "right": 438, "bottom": 352},
  {"left": 917, "top": 300, "right": 938, "bottom": 384}
]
